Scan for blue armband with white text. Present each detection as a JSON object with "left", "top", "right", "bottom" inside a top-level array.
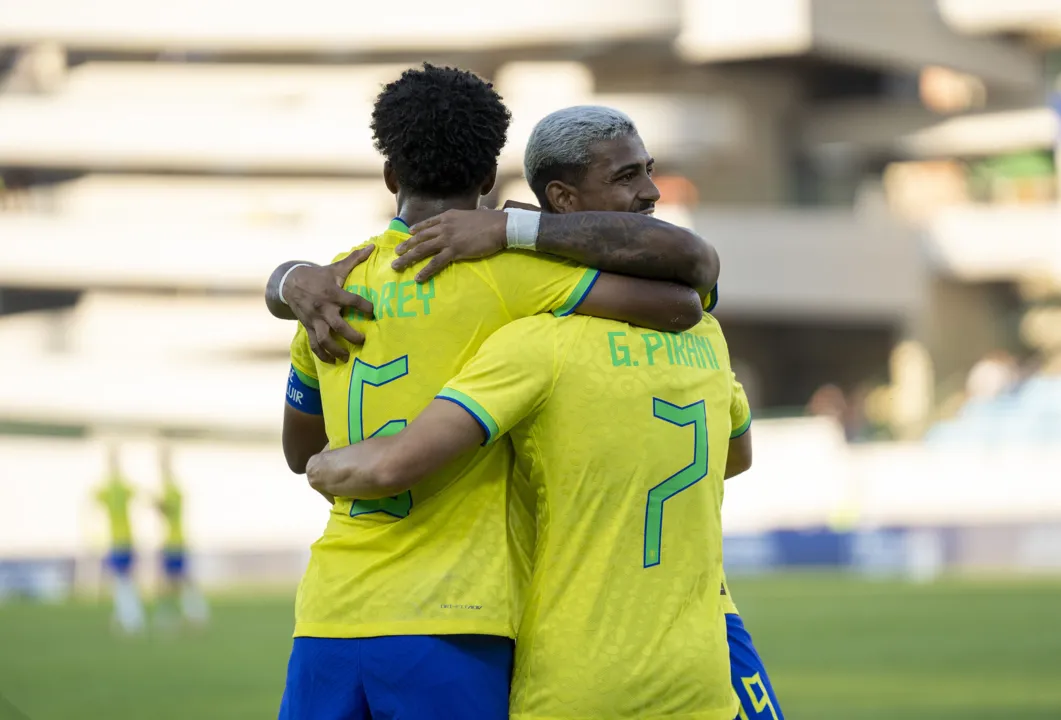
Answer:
[{"left": 286, "top": 365, "right": 323, "bottom": 415}]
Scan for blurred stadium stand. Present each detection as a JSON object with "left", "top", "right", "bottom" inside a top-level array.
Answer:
[{"left": 1, "top": 0, "right": 1060, "bottom": 595}]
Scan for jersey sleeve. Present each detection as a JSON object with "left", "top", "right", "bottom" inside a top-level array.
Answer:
[
  {"left": 287, "top": 325, "right": 323, "bottom": 415},
  {"left": 485, "top": 252, "right": 600, "bottom": 319},
  {"left": 730, "top": 372, "right": 752, "bottom": 438},
  {"left": 436, "top": 318, "right": 556, "bottom": 445}
]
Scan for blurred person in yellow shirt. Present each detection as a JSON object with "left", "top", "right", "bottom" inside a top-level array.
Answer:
[
  {"left": 94, "top": 444, "right": 145, "bottom": 635},
  {"left": 154, "top": 444, "right": 209, "bottom": 631}
]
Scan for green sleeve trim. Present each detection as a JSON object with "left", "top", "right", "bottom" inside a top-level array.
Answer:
[
  {"left": 731, "top": 415, "right": 752, "bottom": 439},
  {"left": 291, "top": 365, "right": 319, "bottom": 390},
  {"left": 436, "top": 388, "right": 502, "bottom": 445},
  {"left": 552, "top": 268, "right": 601, "bottom": 317}
]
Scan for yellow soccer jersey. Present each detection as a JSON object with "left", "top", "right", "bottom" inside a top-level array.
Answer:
[
  {"left": 287, "top": 218, "right": 599, "bottom": 640},
  {"left": 158, "top": 482, "right": 184, "bottom": 550},
  {"left": 722, "top": 372, "right": 752, "bottom": 616},
  {"left": 441, "top": 313, "right": 740, "bottom": 720},
  {"left": 96, "top": 477, "right": 134, "bottom": 549}
]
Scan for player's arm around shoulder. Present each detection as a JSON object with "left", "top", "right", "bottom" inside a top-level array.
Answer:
[
  {"left": 307, "top": 400, "right": 486, "bottom": 499},
  {"left": 576, "top": 274, "right": 702, "bottom": 333},
  {"left": 483, "top": 250, "right": 703, "bottom": 333},
  {"left": 307, "top": 318, "right": 555, "bottom": 499},
  {"left": 391, "top": 207, "right": 708, "bottom": 332},
  {"left": 533, "top": 210, "right": 720, "bottom": 304},
  {"left": 395, "top": 207, "right": 720, "bottom": 306}
]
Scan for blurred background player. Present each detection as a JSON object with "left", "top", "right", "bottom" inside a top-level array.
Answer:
[
  {"left": 154, "top": 444, "right": 209, "bottom": 631},
  {"left": 94, "top": 444, "right": 145, "bottom": 635}
]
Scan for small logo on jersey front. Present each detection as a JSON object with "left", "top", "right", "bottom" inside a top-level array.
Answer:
[{"left": 439, "top": 603, "right": 483, "bottom": 611}]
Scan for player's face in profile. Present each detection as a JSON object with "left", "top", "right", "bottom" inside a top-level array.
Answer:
[{"left": 571, "top": 133, "right": 660, "bottom": 215}]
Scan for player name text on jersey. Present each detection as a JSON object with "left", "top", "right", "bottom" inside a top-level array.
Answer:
[
  {"left": 344, "top": 278, "right": 436, "bottom": 321},
  {"left": 607, "top": 329, "right": 722, "bottom": 370}
]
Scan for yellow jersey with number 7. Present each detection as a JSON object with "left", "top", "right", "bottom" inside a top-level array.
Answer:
[
  {"left": 440, "top": 313, "right": 740, "bottom": 720},
  {"left": 287, "top": 218, "right": 599, "bottom": 640}
]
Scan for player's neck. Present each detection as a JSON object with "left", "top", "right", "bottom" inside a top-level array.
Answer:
[{"left": 396, "top": 194, "right": 480, "bottom": 227}]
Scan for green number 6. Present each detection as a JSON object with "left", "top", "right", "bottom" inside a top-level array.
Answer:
[
  {"left": 347, "top": 357, "right": 413, "bottom": 519},
  {"left": 644, "top": 398, "right": 709, "bottom": 568}
]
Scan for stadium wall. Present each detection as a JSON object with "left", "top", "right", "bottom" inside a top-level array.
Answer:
[
  {"left": 4, "top": 522, "right": 1060, "bottom": 603},
  {"left": 1, "top": 419, "right": 1059, "bottom": 599}
]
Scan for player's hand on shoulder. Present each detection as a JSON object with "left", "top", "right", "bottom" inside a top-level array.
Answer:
[
  {"left": 393, "top": 208, "right": 507, "bottom": 282},
  {"left": 285, "top": 245, "right": 376, "bottom": 364}
]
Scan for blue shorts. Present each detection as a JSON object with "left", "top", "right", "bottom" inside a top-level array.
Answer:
[
  {"left": 162, "top": 549, "right": 186, "bottom": 578},
  {"left": 106, "top": 548, "right": 134, "bottom": 577},
  {"left": 727, "top": 614, "right": 784, "bottom": 720},
  {"left": 278, "top": 634, "right": 513, "bottom": 720}
]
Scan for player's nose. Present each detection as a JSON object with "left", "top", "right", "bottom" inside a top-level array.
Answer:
[{"left": 640, "top": 177, "right": 661, "bottom": 204}]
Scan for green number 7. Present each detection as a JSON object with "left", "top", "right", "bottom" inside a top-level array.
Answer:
[
  {"left": 644, "top": 398, "right": 709, "bottom": 568},
  {"left": 347, "top": 357, "right": 413, "bottom": 519}
]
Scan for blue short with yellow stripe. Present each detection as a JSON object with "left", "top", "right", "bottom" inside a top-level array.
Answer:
[{"left": 728, "top": 613, "right": 784, "bottom": 720}]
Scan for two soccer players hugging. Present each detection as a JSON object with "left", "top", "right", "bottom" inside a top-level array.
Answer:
[{"left": 269, "top": 63, "right": 783, "bottom": 720}]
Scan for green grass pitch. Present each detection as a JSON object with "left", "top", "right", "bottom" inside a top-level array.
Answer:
[{"left": 0, "top": 574, "right": 1059, "bottom": 719}]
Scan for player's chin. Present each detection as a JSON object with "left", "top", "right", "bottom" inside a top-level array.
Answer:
[{"left": 637, "top": 207, "right": 656, "bottom": 216}]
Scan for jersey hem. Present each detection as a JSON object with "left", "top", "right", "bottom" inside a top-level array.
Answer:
[{"left": 293, "top": 619, "right": 514, "bottom": 639}]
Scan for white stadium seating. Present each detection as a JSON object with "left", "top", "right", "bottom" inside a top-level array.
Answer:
[
  {"left": 0, "top": 0, "right": 677, "bottom": 52},
  {"left": 0, "top": 61, "right": 745, "bottom": 172}
]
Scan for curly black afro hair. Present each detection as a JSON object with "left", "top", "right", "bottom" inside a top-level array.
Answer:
[{"left": 371, "top": 63, "right": 511, "bottom": 199}]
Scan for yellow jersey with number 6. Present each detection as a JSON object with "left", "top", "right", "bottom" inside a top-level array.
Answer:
[
  {"left": 441, "top": 313, "right": 741, "bottom": 720},
  {"left": 288, "top": 218, "right": 599, "bottom": 640}
]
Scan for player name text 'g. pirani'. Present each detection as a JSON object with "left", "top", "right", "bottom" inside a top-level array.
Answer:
[{"left": 608, "top": 329, "right": 722, "bottom": 370}]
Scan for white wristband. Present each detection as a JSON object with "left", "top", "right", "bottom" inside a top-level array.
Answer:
[
  {"left": 277, "top": 263, "right": 312, "bottom": 306},
  {"left": 504, "top": 208, "right": 540, "bottom": 250}
]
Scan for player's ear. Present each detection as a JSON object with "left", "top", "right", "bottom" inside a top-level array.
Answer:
[
  {"left": 383, "top": 161, "right": 399, "bottom": 195},
  {"left": 479, "top": 167, "right": 497, "bottom": 197},
  {"left": 545, "top": 180, "right": 578, "bottom": 214}
]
